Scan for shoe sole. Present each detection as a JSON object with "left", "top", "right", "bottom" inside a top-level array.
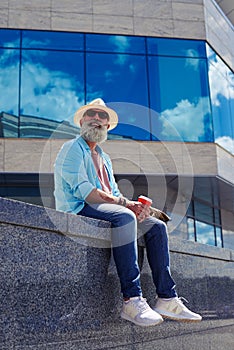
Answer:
[
  {"left": 121, "top": 313, "right": 163, "bottom": 327},
  {"left": 156, "top": 313, "right": 202, "bottom": 323}
]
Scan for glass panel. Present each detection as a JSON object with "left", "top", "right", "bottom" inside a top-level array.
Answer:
[
  {"left": 20, "top": 50, "right": 84, "bottom": 137},
  {"left": 0, "top": 29, "right": 20, "bottom": 48},
  {"left": 215, "top": 227, "right": 223, "bottom": 247},
  {"left": 214, "top": 209, "right": 221, "bottom": 225},
  {"left": 0, "top": 48, "right": 20, "bottom": 137},
  {"left": 187, "top": 217, "right": 195, "bottom": 241},
  {"left": 187, "top": 201, "right": 194, "bottom": 216},
  {"left": 196, "top": 221, "right": 215, "bottom": 246},
  {"left": 207, "top": 44, "right": 234, "bottom": 155},
  {"left": 86, "top": 34, "right": 145, "bottom": 53},
  {"left": 22, "top": 30, "right": 84, "bottom": 51},
  {"left": 148, "top": 56, "right": 212, "bottom": 142},
  {"left": 194, "top": 201, "right": 213, "bottom": 224},
  {"left": 86, "top": 52, "right": 150, "bottom": 140},
  {"left": 222, "top": 228, "right": 234, "bottom": 250},
  {"left": 147, "top": 38, "right": 206, "bottom": 57}
]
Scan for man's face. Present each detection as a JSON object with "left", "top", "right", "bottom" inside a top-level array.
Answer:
[{"left": 80, "top": 108, "right": 110, "bottom": 143}]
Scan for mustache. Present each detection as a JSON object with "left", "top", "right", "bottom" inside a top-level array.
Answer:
[{"left": 87, "top": 120, "right": 108, "bottom": 129}]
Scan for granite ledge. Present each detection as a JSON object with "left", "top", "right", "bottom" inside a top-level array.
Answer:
[
  {"left": 169, "top": 236, "right": 233, "bottom": 262},
  {"left": 0, "top": 197, "right": 233, "bottom": 261}
]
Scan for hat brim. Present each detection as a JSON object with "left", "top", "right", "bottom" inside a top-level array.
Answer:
[{"left": 74, "top": 104, "right": 118, "bottom": 130}]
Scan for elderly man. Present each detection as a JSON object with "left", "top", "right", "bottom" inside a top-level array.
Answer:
[{"left": 54, "top": 98, "right": 202, "bottom": 326}]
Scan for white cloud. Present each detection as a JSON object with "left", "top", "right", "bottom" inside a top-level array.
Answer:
[
  {"left": 110, "top": 36, "right": 130, "bottom": 66},
  {"left": 185, "top": 49, "right": 200, "bottom": 71},
  {"left": 215, "top": 136, "right": 234, "bottom": 154},
  {"left": 0, "top": 49, "right": 83, "bottom": 124},
  {"left": 110, "top": 36, "right": 130, "bottom": 52},
  {"left": 159, "top": 97, "right": 211, "bottom": 141},
  {"left": 207, "top": 46, "right": 234, "bottom": 106}
]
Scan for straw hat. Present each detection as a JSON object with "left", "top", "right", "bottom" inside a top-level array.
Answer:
[{"left": 74, "top": 98, "right": 118, "bottom": 130}]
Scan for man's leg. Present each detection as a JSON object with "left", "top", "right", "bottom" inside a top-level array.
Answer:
[
  {"left": 139, "top": 217, "right": 202, "bottom": 322},
  {"left": 139, "top": 216, "right": 177, "bottom": 298},
  {"left": 79, "top": 204, "right": 163, "bottom": 326},
  {"left": 79, "top": 203, "right": 142, "bottom": 298}
]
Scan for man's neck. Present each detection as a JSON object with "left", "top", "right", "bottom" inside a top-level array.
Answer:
[{"left": 85, "top": 140, "right": 97, "bottom": 152}]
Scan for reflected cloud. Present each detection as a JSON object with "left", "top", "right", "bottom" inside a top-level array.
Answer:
[
  {"left": 159, "top": 97, "right": 211, "bottom": 141},
  {"left": 1, "top": 48, "right": 83, "bottom": 123},
  {"left": 21, "top": 61, "right": 82, "bottom": 123},
  {"left": 110, "top": 36, "right": 130, "bottom": 66},
  {"left": 0, "top": 49, "right": 19, "bottom": 114},
  {"left": 110, "top": 35, "right": 130, "bottom": 51},
  {"left": 215, "top": 136, "right": 234, "bottom": 153},
  {"left": 207, "top": 46, "right": 234, "bottom": 106},
  {"left": 185, "top": 49, "right": 200, "bottom": 70}
]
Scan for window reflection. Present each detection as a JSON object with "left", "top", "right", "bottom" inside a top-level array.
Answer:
[
  {"left": 147, "top": 37, "right": 206, "bottom": 57},
  {"left": 86, "top": 52, "right": 150, "bottom": 140},
  {"left": 215, "top": 227, "right": 223, "bottom": 248},
  {"left": 207, "top": 44, "right": 234, "bottom": 155},
  {"left": 149, "top": 56, "right": 212, "bottom": 142},
  {"left": 21, "top": 50, "right": 84, "bottom": 126},
  {"left": 187, "top": 217, "right": 195, "bottom": 241},
  {"left": 0, "top": 29, "right": 20, "bottom": 48},
  {"left": 0, "top": 49, "right": 20, "bottom": 115},
  {"left": 196, "top": 221, "right": 215, "bottom": 246},
  {"left": 0, "top": 29, "right": 233, "bottom": 154},
  {"left": 22, "top": 30, "right": 84, "bottom": 51},
  {"left": 187, "top": 198, "right": 223, "bottom": 247},
  {"left": 86, "top": 34, "right": 145, "bottom": 53}
]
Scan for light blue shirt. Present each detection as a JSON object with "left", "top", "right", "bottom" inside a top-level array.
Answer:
[{"left": 54, "top": 136, "right": 121, "bottom": 213}]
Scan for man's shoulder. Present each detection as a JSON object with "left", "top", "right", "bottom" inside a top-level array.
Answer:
[{"left": 60, "top": 136, "right": 87, "bottom": 151}]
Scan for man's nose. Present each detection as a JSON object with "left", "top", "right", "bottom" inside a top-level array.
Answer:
[{"left": 91, "top": 112, "right": 103, "bottom": 121}]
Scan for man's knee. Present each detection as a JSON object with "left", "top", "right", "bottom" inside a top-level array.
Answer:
[
  {"left": 114, "top": 207, "right": 137, "bottom": 227},
  {"left": 144, "top": 219, "right": 168, "bottom": 243}
]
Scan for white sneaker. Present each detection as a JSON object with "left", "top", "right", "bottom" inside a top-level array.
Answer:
[
  {"left": 153, "top": 297, "right": 202, "bottom": 322},
  {"left": 121, "top": 296, "right": 163, "bottom": 327}
]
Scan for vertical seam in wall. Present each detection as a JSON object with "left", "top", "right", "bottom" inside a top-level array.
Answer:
[
  {"left": 50, "top": 0, "right": 52, "bottom": 30},
  {"left": 91, "top": 0, "right": 94, "bottom": 32},
  {"left": 7, "top": 0, "right": 9, "bottom": 28}
]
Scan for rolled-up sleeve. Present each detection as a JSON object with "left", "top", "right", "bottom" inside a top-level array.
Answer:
[{"left": 54, "top": 138, "right": 98, "bottom": 213}]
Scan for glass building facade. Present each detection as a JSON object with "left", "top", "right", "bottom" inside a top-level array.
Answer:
[
  {"left": 0, "top": 29, "right": 233, "bottom": 249},
  {"left": 0, "top": 29, "right": 233, "bottom": 152}
]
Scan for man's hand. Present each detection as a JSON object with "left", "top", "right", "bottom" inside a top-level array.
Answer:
[{"left": 126, "top": 200, "right": 150, "bottom": 223}]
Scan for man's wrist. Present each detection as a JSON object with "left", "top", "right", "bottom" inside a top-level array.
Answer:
[{"left": 118, "top": 196, "right": 128, "bottom": 207}]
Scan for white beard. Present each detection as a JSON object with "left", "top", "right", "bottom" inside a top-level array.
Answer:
[{"left": 80, "top": 120, "right": 108, "bottom": 144}]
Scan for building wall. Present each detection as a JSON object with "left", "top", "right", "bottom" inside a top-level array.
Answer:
[
  {"left": 0, "top": 0, "right": 233, "bottom": 70},
  {"left": 0, "top": 1, "right": 233, "bottom": 249}
]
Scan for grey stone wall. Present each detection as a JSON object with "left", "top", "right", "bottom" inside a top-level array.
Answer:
[{"left": 0, "top": 196, "right": 234, "bottom": 349}]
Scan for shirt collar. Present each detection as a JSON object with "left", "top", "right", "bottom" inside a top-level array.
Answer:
[{"left": 78, "top": 135, "right": 104, "bottom": 155}]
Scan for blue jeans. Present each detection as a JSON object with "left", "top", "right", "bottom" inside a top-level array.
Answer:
[{"left": 79, "top": 203, "right": 177, "bottom": 299}]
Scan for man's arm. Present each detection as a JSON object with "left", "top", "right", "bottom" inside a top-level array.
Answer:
[
  {"left": 85, "top": 188, "right": 119, "bottom": 204},
  {"left": 85, "top": 188, "right": 150, "bottom": 223}
]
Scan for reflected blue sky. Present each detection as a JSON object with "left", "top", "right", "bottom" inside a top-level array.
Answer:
[
  {"left": 196, "top": 221, "right": 215, "bottom": 246},
  {"left": 20, "top": 50, "right": 84, "bottom": 122},
  {"left": 0, "top": 29, "right": 233, "bottom": 152},
  {"left": 22, "top": 31, "right": 84, "bottom": 51},
  {"left": 207, "top": 44, "right": 234, "bottom": 154},
  {"left": 0, "top": 48, "right": 19, "bottom": 115}
]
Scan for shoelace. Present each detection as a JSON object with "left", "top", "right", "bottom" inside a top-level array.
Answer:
[
  {"left": 174, "top": 297, "right": 189, "bottom": 308},
  {"left": 178, "top": 297, "right": 189, "bottom": 303},
  {"left": 131, "top": 297, "right": 150, "bottom": 313}
]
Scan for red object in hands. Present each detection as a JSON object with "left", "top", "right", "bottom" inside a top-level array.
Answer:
[{"left": 138, "top": 195, "right": 152, "bottom": 206}]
